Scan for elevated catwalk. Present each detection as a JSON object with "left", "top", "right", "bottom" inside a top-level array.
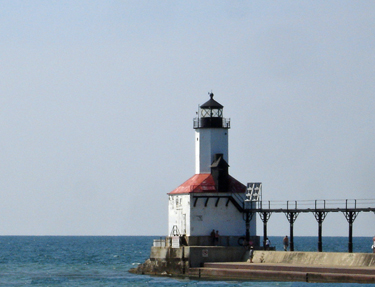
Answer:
[{"left": 242, "top": 198, "right": 375, "bottom": 252}]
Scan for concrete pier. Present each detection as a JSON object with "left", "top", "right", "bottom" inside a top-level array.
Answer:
[
  {"left": 189, "top": 251, "right": 375, "bottom": 283},
  {"left": 189, "top": 262, "right": 375, "bottom": 283},
  {"left": 130, "top": 246, "right": 248, "bottom": 275},
  {"left": 131, "top": 248, "right": 375, "bottom": 283},
  {"left": 251, "top": 250, "right": 375, "bottom": 266}
]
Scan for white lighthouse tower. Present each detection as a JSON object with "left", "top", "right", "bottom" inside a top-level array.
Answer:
[
  {"left": 168, "top": 93, "right": 257, "bottom": 246},
  {"left": 194, "top": 92, "right": 229, "bottom": 174}
]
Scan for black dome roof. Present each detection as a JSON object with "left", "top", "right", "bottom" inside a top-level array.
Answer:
[{"left": 200, "top": 93, "right": 223, "bottom": 109}]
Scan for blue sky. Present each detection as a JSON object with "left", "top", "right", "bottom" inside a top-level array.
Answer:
[{"left": 0, "top": 1, "right": 374, "bottom": 236}]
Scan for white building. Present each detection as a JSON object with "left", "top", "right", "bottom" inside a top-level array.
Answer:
[{"left": 168, "top": 93, "right": 257, "bottom": 246}]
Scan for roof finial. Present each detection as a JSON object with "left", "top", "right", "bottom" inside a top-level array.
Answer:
[{"left": 208, "top": 91, "right": 214, "bottom": 99}]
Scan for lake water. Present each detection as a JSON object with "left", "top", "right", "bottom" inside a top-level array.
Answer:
[{"left": 0, "top": 236, "right": 372, "bottom": 286}]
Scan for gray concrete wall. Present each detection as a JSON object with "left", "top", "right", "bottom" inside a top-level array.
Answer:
[
  {"left": 151, "top": 246, "right": 247, "bottom": 268},
  {"left": 134, "top": 247, "right": 375, "bottom": 277},
  {"left": 188, "top": 246, "right": 246, "bottom": 267},
  {"left": 188, "top": 236, "right": 242, "bottom": 246},
  {"left": 165, "top": 235, "right": 260, "bottom": 247},
  {"left": 251, "top": 251, "right": 375, "bottom": 267}
]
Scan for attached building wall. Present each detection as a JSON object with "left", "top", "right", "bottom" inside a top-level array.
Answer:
[
  {"left": 168, "top": 194, "right": 191, "bottom": 236},
  {"left": 168, "top": 193, "right": 256, "bottom": 238},
  {"left": 190, "top": 193, "right": 256, "bottom": 237}
]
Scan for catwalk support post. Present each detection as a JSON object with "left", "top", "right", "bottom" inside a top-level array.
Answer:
[
  {"left": 259, "top": 211, "right": 272, "bottom": 250},
  {"left": 313, "top": 211, "right": 328, "bottom": 252},
  {"left": 285, "top": 211, "right": 299, "bottom": 251},
  {"left": 343, "top": 210, "right": 359, "bottom": 253}
]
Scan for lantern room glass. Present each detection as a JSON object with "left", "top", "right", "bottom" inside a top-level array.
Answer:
[{"left": 201, "top": 108, "right": 223, "bottom": 118}]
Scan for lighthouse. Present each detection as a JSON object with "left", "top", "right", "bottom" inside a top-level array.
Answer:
[
  {"left": 194, "top": 92, "right": 229, "bottom": 174},
  {"left": 168, "top": 93, "right": 257, "bottom": 246}
]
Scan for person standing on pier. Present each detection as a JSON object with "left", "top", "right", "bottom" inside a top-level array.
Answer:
[
  {"left": 215, "top": 230, "right": 220, "bottom": 246},
  {"left": 283, "top": 236, "right": 289, "bottom": 251},
  {"left": 249, "top": 246, "right": 254, "bottom": 263},
  {"left": 210, "top": 229, "right": 215, "bottom": 246},
  {"left": 265, "top": 238, "right": 270, "bottom": 250}
]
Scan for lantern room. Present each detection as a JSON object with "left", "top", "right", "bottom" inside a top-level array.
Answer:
[{"left": 193, "top": 93, "right": 230, "bottom": 129}]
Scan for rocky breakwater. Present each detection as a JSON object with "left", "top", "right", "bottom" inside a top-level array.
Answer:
[
  {"left": 129, "top": 244, "right": 248, "bottom": 276},
  {"left": 129, "top": 245, "right": 188, "bottom": 276}
]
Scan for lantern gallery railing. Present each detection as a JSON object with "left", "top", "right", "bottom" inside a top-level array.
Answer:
[{"left": 193, "top": 117, "right": 230, "bottom": 129}]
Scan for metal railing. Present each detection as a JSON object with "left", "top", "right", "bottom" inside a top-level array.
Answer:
[
  {"left": 153, "top": 237, "right": 167, "bottom": 247},
  {"left": 251, "top": 199, "right": 375, "bottom": 212},
  {"left": 193, "top": 117, "right": 230, "bottom": 129}
]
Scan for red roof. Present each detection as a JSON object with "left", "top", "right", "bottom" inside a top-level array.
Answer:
[{"left": 168, "top": 173, "right": 246, "bottom": 194}]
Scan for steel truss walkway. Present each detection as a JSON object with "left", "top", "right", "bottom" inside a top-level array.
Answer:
[{"left": 244, "top": 199, "right": 375, "bottom": 253}]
